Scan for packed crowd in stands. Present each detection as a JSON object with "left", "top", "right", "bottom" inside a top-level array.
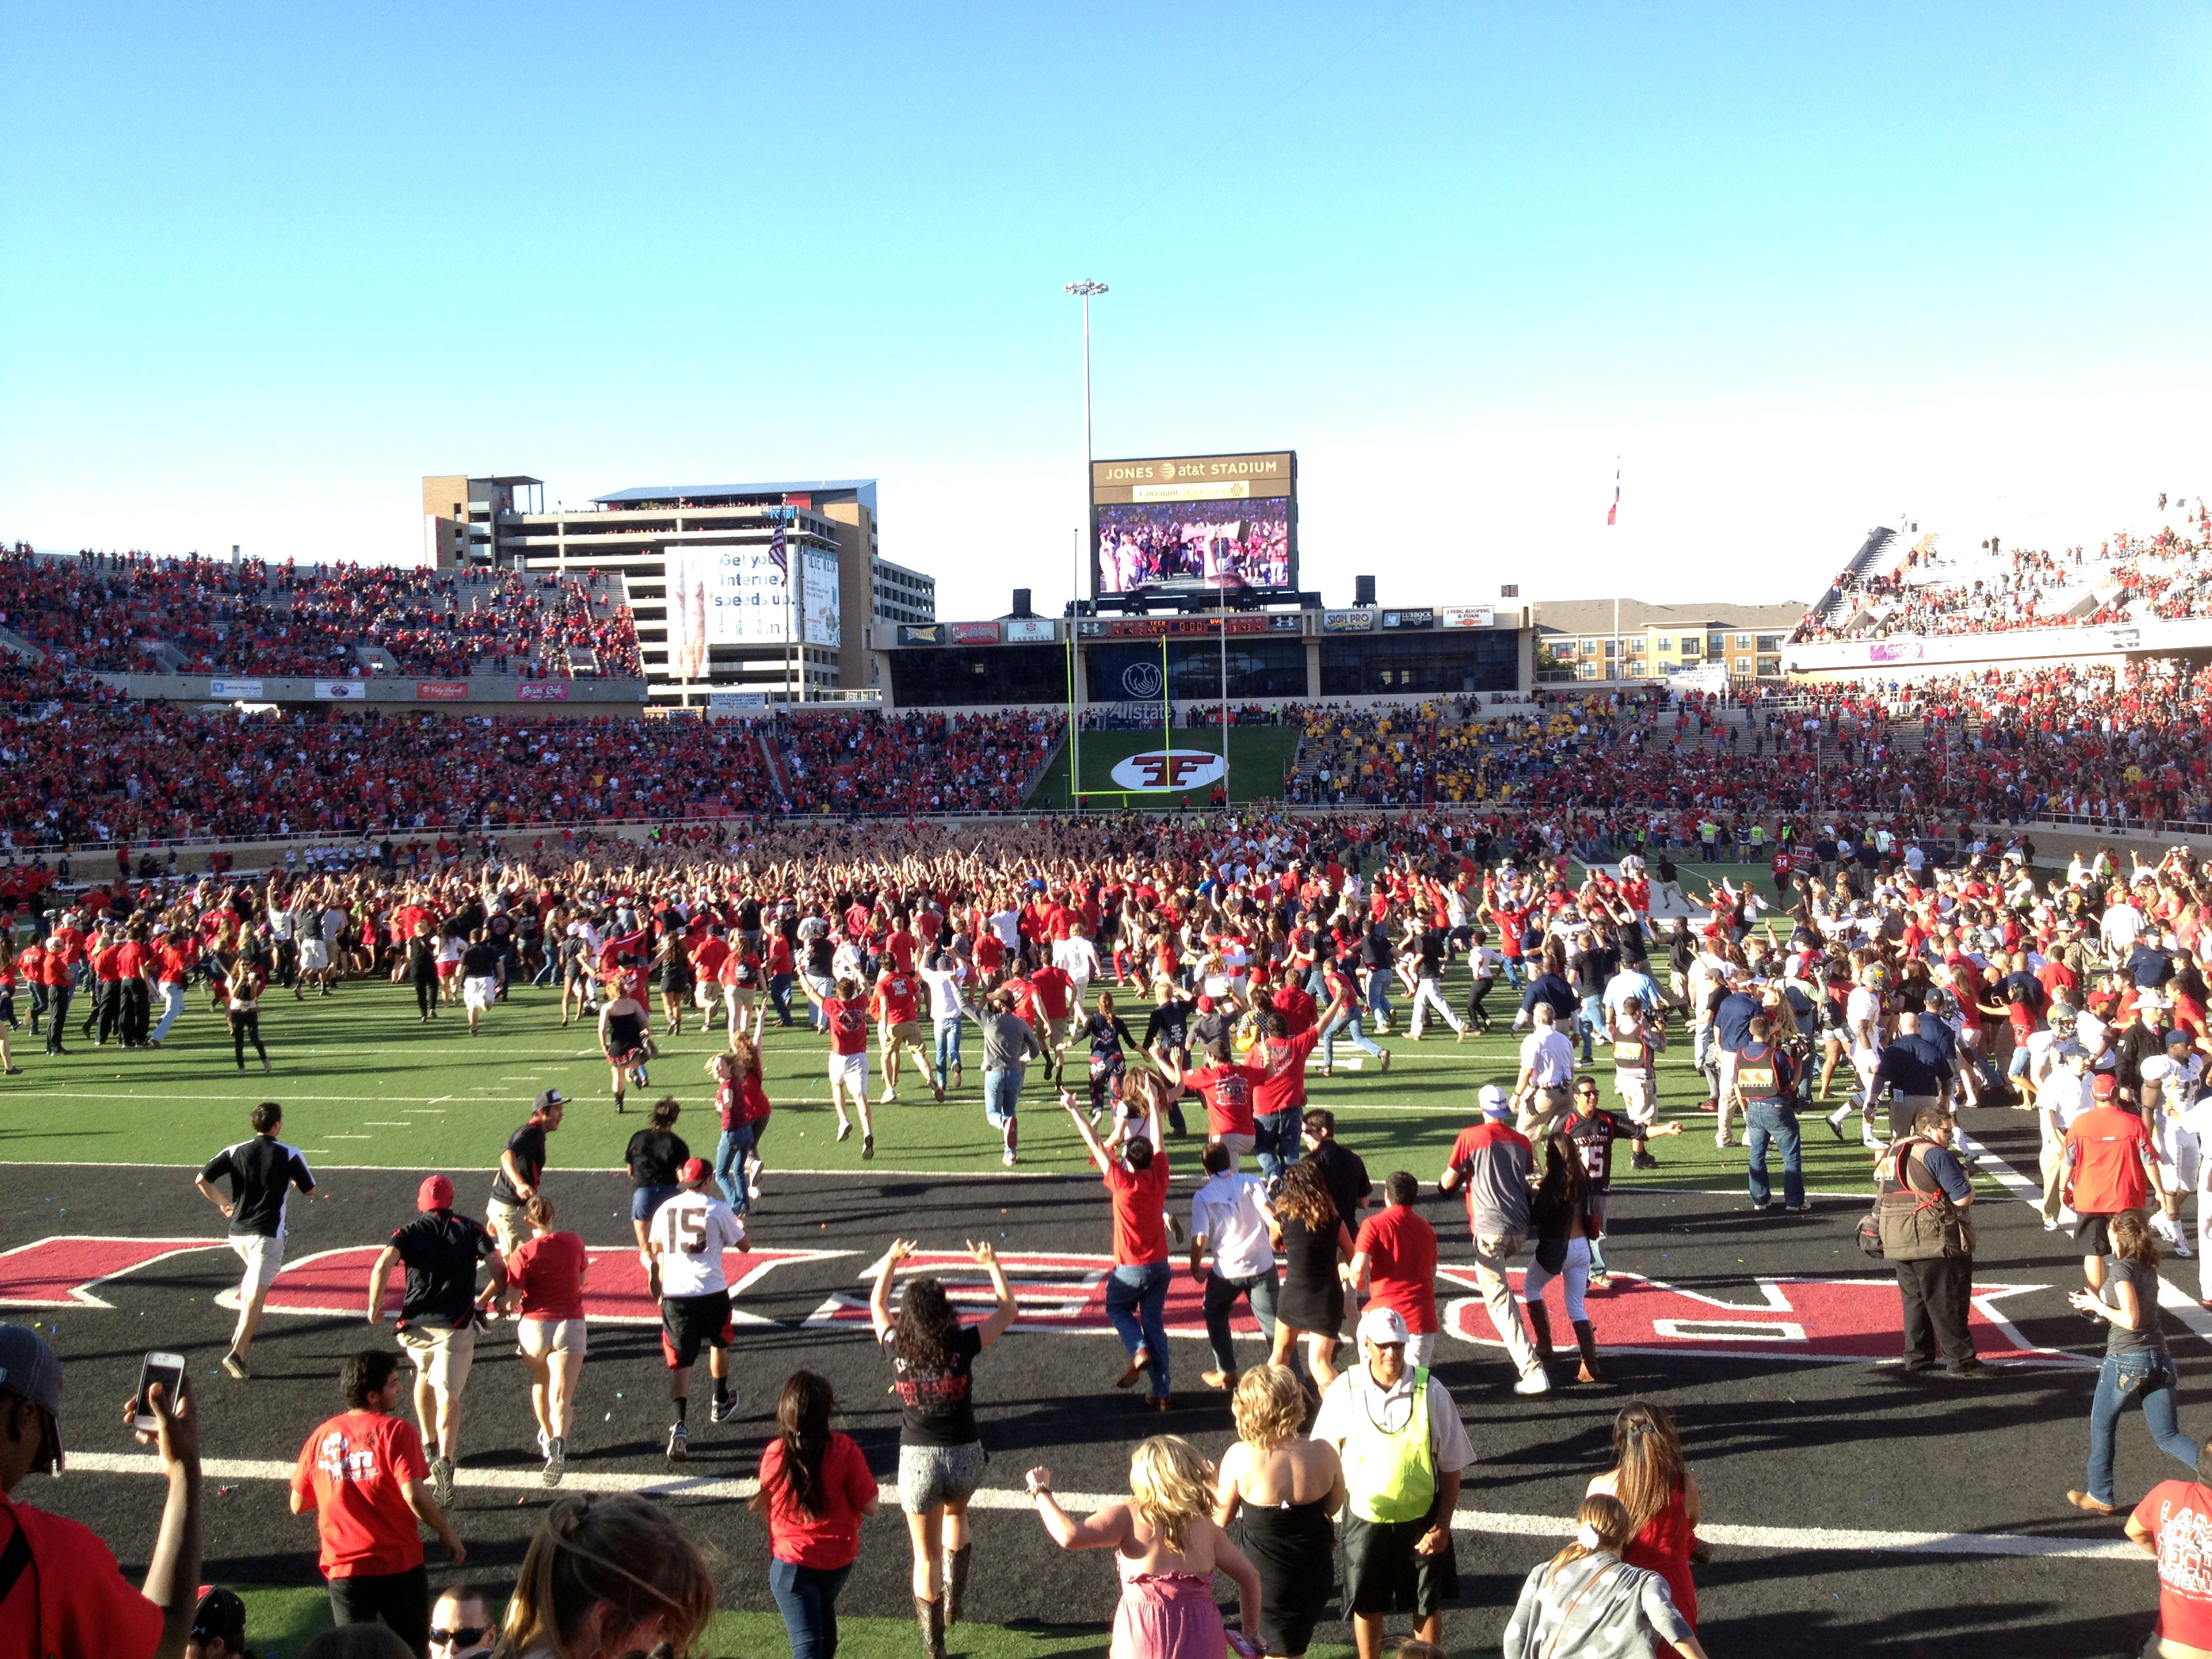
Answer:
[
  {"left": 1790, "top": 496, "right": 2212, "bottom": 644},
  {"left": 0, "top": 546, "right": 642, "bottom": 680},
  {"left": 769, "top": 709, "right": 1063, "bottom": 815}
]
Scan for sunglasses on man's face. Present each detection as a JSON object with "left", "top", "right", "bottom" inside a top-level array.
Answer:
[{"left": 430, "top": 1629, "right": 489, "bottom": 1649}]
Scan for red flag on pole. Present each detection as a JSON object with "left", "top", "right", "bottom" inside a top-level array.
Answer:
[{"left": 1607, "top": 462, "right": 1620, "bottom": 525}]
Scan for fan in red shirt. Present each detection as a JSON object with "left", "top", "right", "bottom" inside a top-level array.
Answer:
[
  {"left": 1029, "top": 963, "right": 1077, "bottom": 1078},
  {"left": 817, "top": 977, "right": 877, "bottom": 1160},
  {"left": 870, "top": 964, "right": 942, "bottom": 1105},
  {"left": 2129, "top": 1473, "right": 2212, "bottom": 1657},
  {"left": 1061, "top": 1084, "right": 1174, "bottom": 1406},
  {"left": 2063, "top": 1075, "right": 2164, "bottom": 1293},
  {"left": 1349, "top": 1172, "right": 1441, "bottom": 1365},
  {"left": 289, "top": 1349, "right": 463, "bottom": 1651},
  {"left": 1168, "top": 1042, "right": 1267, "bottom": 1171}
]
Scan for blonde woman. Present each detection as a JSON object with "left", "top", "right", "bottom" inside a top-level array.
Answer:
[
  {"left": 1500, "top": 1494, "right": 1708, "bottom": 1659},
  {"left": 1213, "top": 1367, "right": 1343, "bottom": 1659},
  {"left": 493, "top": 1490, "right": 716, "bottom": 1659},
  {"left": 1027, "top": 1435, "right": 1263, "bottom": 1659},
  {"left": 502, "top": 1194, "right": 590, "bottom": 1487}
]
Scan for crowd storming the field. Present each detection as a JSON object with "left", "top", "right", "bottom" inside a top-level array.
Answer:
[{"left": 9, "top": 782, "right": 2212, "bottom": 1658}]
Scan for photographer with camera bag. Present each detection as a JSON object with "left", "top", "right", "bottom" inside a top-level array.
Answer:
[{"left": 1874, "top": 1105, "right": 1995, "bottom": 1381}]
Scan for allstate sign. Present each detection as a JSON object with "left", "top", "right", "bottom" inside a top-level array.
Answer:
[
  {"left": 1118, "top": 659, "right": 1165, "bottom": 701},
  {"left": 1109, "top": 749, "right": 1227, "bottom": 792}
]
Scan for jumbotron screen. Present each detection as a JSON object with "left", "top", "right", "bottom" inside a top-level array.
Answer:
[{"left": 1091, "top": 451, "right": 1296, "bottom": 598}]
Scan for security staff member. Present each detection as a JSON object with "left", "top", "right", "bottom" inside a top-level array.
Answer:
[
  {"left": 1873, "top": 1011, "right": 1950, "bottom": 1142},
  {"left": 1732, "top": 1015, "right": 1805, "bottom": 1212}
]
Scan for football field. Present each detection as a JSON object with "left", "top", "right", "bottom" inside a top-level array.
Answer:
[
  {"left": 1023, "top": 725, "right": 1303, "bottom": 811},
  {"left": 0, "top": 960, "right": 2186, "bottom": 1658}
]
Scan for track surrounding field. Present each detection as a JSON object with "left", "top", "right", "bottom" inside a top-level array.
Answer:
[{"left": 0, "top": 957, "right": 2191, "bottom": 1657}]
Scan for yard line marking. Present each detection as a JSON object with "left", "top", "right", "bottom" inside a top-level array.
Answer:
[
  {"left": 324, "top": 1135, "right": 371, "bottom": 1141},
  {"left": 362, "top": 1122, "right": 411, "bottom": 1128},
  {"left": 58, "top": 1455, "right": 2134, "bottom": 1559}
]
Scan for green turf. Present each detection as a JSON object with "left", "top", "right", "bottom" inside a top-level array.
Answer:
[
  {"left": 231, "top": 1584, "right": 1499, "bottom": 1658},
  {"left": 0, "top": 964, "right": 1906, "bottom": 1208},
  {"left": 1023, "top": 726, "right": 1302, "bottom": 811}
]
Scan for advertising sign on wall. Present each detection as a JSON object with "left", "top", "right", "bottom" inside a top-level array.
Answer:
[
  {"left": 1003, "top": 618, "right": 1055, "bottom": 642},
  {"left": 209, "top": 678, "right": 264, "bottom": 699},
  {"left": 1439, "top": 605, "right": 1496, "bottom": 628},
  {"left": 1322, "top": 609, "right": 1375, "bottom": 632},
  {"left": 950, "top": 621, "right": 1001, "bottom": 644},
  {"left": 312, "top": 680, "right": 365, "bottom": 699},
  {"left": 802, "top": 550, "right": 841, "bottom": 649},
  {"left": 415, "top": 681, "right": 470, "bottom": 700},
  {"left": 516, "top": 682, "right": 571, "bottom": 702}
]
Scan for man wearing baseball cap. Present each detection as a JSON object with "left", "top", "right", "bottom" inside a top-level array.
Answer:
[
  {"left": 366, "top": 1176, "right": 506, "bottom": 1507},
  {"left": 2064, "top": 1071, "right": 2165, "bottom": 1298},
  {"left": 0, "top": 1322, "right": 203, "bottom": 1658},
  {"left": 1438, "top": 1084, "right": 1551, "bottom": 1395},
  {"left": 1309, "top": 1307, "right": 1473, "bottom": 1659},
  {"left": 645, "top": 1156, "right": 747, "bottom": 1464},
  {"left": 186, "top": 1584, "right": 247, "bottom": 1658},
  {"left": 486, "top": 1090, "right": 566, "bottom": 1256}
]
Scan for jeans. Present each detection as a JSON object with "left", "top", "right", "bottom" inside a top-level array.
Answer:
[
  {"left": 1254, "top": 1109, "right": 1300, "bottom": 1185},
  {"left": 769, "top": 1556, "right": 853, "bottom": 1659},
  {"left": 1202, "top": 1267, "right": 1280, "bottom": 1375},
  {"left": 152, "top": 982, "right": 186, "bottom": 1044},
  {"left": 1577, "top": 993, "right": 1605, "bottom": 1063},
  {"left": 531, "top": 951, "right": 557, "bottom": 987},
  {"left": 1364, "top": 970, "right": 1393, "bottom": 1026},
  {"left": 1105, "top": 1261, "right": 1172, "bottom": 1398},
  {"left": 2087, "top": 1350, "right": 2198, "bottom": 1505},
  {"left": 1320, "top": 1009, "right": 1385, "bottom": 1067},
  {"left": 983, "top": 1070, "right": 1022, "bottom": 1129},
  {"left": 935, "top": 1016, "right": 964, "bottom": 1075},
  {"left": 716, "top": 1124, "right": 757, "bottom": 1213},
  {"left": 769, "top": 972, "right": 794, "bottom": 1025},
  {"left": 804, "top": 973, "right": 835, "bottom": 1030},
  {"left": 1745, "top": 1102, "right": 1804, "bottom": 1208}
]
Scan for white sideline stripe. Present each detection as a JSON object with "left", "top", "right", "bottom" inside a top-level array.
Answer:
[
  {"left": 61, "top": 1454, "right": 2133, "bottom": 1558},
  {"left": 1955, "top": 1128, "right": 2212, "bottom": 1351}
]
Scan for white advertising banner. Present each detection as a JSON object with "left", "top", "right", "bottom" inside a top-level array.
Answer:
[
  {"left": 802, "top": 550, "right": 840, "bottom": 648},
  {"left": 666, "top": 546, "right": 790, "bottom": 681},
  {"left": 314, "top": 679, "right": 367, "bottom": 699},
  {"left": 208, "top": 678, "right": 264, "bottom": 699}
]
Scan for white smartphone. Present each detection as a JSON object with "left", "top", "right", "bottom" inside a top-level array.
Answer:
[{"left": 133, "top": 1350, "right": 186, "bottom": 1431}]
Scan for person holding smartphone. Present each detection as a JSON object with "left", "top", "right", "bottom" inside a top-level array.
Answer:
[{"left": 0, "top": 1323, "right": 203, "bottom": 1659}]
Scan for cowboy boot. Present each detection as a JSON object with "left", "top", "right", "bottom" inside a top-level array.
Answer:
[
  {"left": 1527, "top": 1302, "right": 1555, "bottom": 1359},
  {"left": 943, "top": 1544, "right": 972, "bottom": 1626},
  {"left": 1574, "top": 1318, "right": 1602, "bottom": 1384},
  {"left": 914, "top": 1595, "right": 946, "bottom": 1659}
]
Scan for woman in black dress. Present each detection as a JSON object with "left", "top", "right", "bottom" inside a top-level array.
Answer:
[
  {"left": 1214, "top": 1364, "right": 1344, "bottom": 1659},
  {"left": 1266, "top": 1160, "right": 1352, "bottom": 1393}
]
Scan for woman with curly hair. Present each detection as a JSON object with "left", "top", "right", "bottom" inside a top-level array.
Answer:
[
  {"left": 491, "top": 1490, "right": 716, "bottom": 1659},
  {"left": 1028, "top": 1435, "right": 1263, "bottom": 1659},
  {"left": 869, "top": 1237, "right": 1019, "bottom": 1659},
  {"left": 1267, "top": 1161, "right": 1352, "bottom": 1392},
  {"left": 1213, "top": 1366, "right": 1343, "bottom": 1658}
]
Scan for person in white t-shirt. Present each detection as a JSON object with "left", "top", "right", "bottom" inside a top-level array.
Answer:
[
  {"left": 2143, "top": 1035, "right": 2207, "bottom": 1258},
  {"left": 2034, "top": 1029, "right": 2092, "bottom": 1231},
  {"left": 1188, "top": 1141, "right": 1279, "bottom": 1391},
  {"left": 1053, "top": 930, "right": 1101, "bottom": 1004},
  {"left": 646, "top": 1159, "right": 747, "bottom": 1465}
]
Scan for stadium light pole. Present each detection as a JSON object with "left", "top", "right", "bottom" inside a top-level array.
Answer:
[{"left": 1065, "top": 279, "right": 1107, "bottom": 812}]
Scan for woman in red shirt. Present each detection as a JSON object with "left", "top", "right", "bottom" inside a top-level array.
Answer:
[
  {"left": 754, "top": 1370, "right": 880, "bottom": 1659},
  {"left": 501, "top": 1194, "right": 590, "bottom": 1487}
]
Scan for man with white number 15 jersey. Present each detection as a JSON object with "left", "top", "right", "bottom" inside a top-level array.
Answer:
[{"left": 647, "top": 1158, "right": 747, "bottom": 1465}]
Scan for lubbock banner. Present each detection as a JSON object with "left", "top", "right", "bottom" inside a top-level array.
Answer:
[{"left": 415, "top": 681, "right": 470, "bottom": 701}]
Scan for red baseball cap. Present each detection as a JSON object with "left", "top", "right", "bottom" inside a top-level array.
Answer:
[
  {"left": 416, "top": 1174, "right": 454, "bottom": 1211},
  {"left": 2091, "top": 1072, "right": 2118, "bottom": 1099},
  {"left": 678, "top": 1158, "right": 710, "bottom": 1185}
]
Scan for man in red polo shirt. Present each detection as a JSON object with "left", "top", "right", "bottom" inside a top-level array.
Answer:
[
  {"left": 290, "top": 1349, "right": 464, "bottom": 1653},
  {"left": 39, "top": 933, "right": 74, "bottom": 1057},
  {"left": 1168, "top": 1041, "right": 1267, "bottom": 1172},
  {"left": 2064, "top": 1071, "right": 2165, "bottom": 1295},
  {"left": 1063, "top": 1087, "right": 1174, "bottom": 1408}
]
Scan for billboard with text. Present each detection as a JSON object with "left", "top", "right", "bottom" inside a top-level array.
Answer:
[{"left": 1091, "top": 451, "right": 1295, "bottom": 599}]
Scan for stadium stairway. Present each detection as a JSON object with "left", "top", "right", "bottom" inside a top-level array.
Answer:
[
  {"left": 353, "top": 643, "right": 401, "bottom": 674},
  {"left": 1807, "top": 526, "right": 1897, "bottom": 622},
  {"left": 0, "top": 625, "right": 43, "bottom": 663}
]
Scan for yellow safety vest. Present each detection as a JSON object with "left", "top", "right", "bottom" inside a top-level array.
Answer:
[{"left": 1343, "top": 1368, "right": 1437, "bottom": 1523}]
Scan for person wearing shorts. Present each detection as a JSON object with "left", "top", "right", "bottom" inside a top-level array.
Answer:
[
  {"left": 868, "top": 1236, "right": 1019, "bottom": 1643},
  {"left": 2064, "top": 1071, "right": 2165, "bottom": 1294},
  {"left": 487, "top": 1089, "right": 566, "bottom": 1255},
  {"left": 820, "top": 977, "right": 876, "bottom": 1160},
  {"left": 874, "top": 963, "right": 943, "bottom": 1105},
  {"left": 196, "top": 1099, "right": 316, "bottom": 1379},
  {"left": 501, "top": 1192, "right": 589, "bottom": 1487},
  {"left": 647, "top": 1159, "right": 747, "bottom": 1464},
  {"left": 367, "top": 1174, "right": 506, "bottom": 1507},
  {"left": 459, "top": 931, "right": 499, "bottom": 1036}
]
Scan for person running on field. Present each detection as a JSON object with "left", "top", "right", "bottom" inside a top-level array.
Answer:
[
  {"left": 458, "top": 931, "right": 499, "bottom": 1037},
  {"left": 724, "top": 930, "right": 767, "bottom": 1047},
  {"left": 1586, "top": 1400, "right": 1705, "bottom": 1651},
  {"left": 872, "top": 960, "right": 941, "bottom": 1106},
  {"left": 710, "top": 1033, "right": 773, "bottom": 1212},
  {"left": 1563, "top": 1075, "right": 1683, "bottom": 1287},
  {"left": 1065, "top": 1084, "right": 1175, "bottom": 1408},
  {"left": 868, "top": 1237, "right": 1017, "bottom": 1655},
  {"left": 919, "top": 947, "right": 972, "bottom": 1092},
  {"left": 486, "top": 1090, "right": 565, "bottom": 1258},
  {"left": 1187, "top": 1139, "right": 1279, "bottom": 1391},
  {"left": 626, "top": 1098, "right": 691, "bottom": 1273},
  {"left": 597, "top": 975, "right": 651, "bottom": 1113},
  {"left": 652, "top": 924, "right": 693, "bottom": 1037},
  {"left": 195, "top": 1099, "right": 317, "bottom": 1379},
  {"left": 404, "top": 921, "right": 438, "bottom": 1023},
  {"left": 977, "top": 987, "right": 1042, "bottom": 1167},
  {"left": 2067, "top": 1209, "right": 2200, "bottom": 1517},
  {"left": 289, "top": 1349, "right": 465, "bottom": 1655},
  {"left": 648, "top": 1158, "right": 746, "bottom": 1463},
  {"left": 1346, "top": 1172, "right": 1440, "bottom": 1368},
  {"left": 1440, "top": 1086, "right": 1553, "bottom": 1397},
  {"left": 820, "top": 975, "right": 877, "bottom": 1160},
  {"left": 1212, "top": 1365, "right": 1344, "bottom": 1659},
  {"left": 499, "top": 1193, "right": 590, "bottom": 1488},
  {"left": 1078, "top": 988, "right": 1138, "bottom": 1126},
  {"left": 366, "top": 1175, "right": 506, "bottom": 1507}
]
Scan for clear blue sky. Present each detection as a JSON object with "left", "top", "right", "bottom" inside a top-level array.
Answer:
[{"left": 3, "top": 3, "right": 2207, "bottom": 621}]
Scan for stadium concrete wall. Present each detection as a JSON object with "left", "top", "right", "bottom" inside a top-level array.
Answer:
[
  {"left": 93, "top": 671, "right": 651, "bottom": 710},
  {"left": 1783, "top": 617, "right": 2212, "bottom": 675}
]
